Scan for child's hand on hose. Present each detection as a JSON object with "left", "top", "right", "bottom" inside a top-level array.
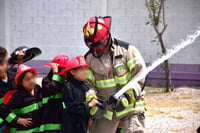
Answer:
[
  {"left": 88, "top": 99, "right": 98, "bottom": 107},
  {"left": 17, "top": 118, "right": 32, "bottom": 127},
  {"left": 51, "top": 63, "right": 59, "bottom": 74}
]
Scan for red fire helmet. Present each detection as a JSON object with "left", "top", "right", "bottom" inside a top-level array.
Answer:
[
  {"left": 44, "top": 55, "right": 70, "bottom": 68},
  {"left": 59, "top": 55, "right": 89, "bottom": 75},
  {"left": 15, "top": 64, "right": 38, "bottom": 86},
  {"left": 83, "top": 16, "right": 111, "bottom": 49}
]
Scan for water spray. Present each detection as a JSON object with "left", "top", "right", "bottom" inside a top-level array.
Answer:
[{"left": 114, "top": 27, "right": 200, "bottom": 98}]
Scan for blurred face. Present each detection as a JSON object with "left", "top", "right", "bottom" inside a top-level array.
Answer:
[
  {"left": 71, "top": 67, "right": 88, "bottom": 81},
  {"left": 20, "top": 72, "right": 37, "bottom": 92},
  {"left": 0, "top": 54, "right": 9, "bottom": 79},
  {"left": 94, "top": 35, "right": 111, "bottom": 55},
  {"left": 0, "top": 54, "right": 9, "bottom": 72}
]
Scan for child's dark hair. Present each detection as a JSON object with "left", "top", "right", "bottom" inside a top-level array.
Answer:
[
  {"left": 17, "top": 71, "right": 36, "bottom": 86},
  {"left": 67, "top": 68, "right": 78, "bottom": 79},
  {"left": 0, "top": 46, "right": 8, "bottom": 65}
]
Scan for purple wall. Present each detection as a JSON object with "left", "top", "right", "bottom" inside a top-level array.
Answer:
[
  {"left": 25, "top": 60, "right": 200, "bottom": 87},
  {"left": 147, "top": 64, "right": 200, "bottom": 87}
]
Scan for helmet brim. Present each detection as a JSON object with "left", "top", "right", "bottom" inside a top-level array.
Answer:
[
  {"left": 58, "top": 64, "right": 90, "bottom": 75},
  {"left": 9, "top": 47, "right": 42, "bottom": 65},
  {"left": 43, "top": 64, "right": 66, "bottom": 68}
]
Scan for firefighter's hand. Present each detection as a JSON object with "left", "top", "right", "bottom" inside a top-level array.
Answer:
[
  {"left": 51, "top": 63, "right": 59, "bottom": 74},
  {"left": 89, "top": 99, "right": 98, "bottom": 107},
  {"left": 17, "top": 118, "right": 32, "bottom": 127}
]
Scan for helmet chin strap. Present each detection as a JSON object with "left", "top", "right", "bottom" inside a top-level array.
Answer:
[{"left": 91, "top": 33, "right": 112, "bottom": 58}]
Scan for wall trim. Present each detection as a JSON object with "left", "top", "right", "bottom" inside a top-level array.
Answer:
[{"left": 24, "top": 60, "right": 200, "bottom": 87}]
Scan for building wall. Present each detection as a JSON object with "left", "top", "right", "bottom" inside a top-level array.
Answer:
[
  {"left": 1, "top": 0, "right": 200, "bottom": 64},
  {"left": 0, "top": 0, "right": 5, "bottom": 47}
]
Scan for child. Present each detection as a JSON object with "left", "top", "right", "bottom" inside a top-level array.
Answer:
[
  {"left": 61, "top": 55, "right": 98, "bottom": 133},
  {"left": 0, "top": 46, "right": 41, "bottom": 132},
  {"left": 0, "top": 46, "right": 18, "bottom": 132},
  {"left": 0, "top": 64, "right": 42, "bottom": 132},
  {"left": 40, "top": 55, "right": 69, "bottom": 133}
]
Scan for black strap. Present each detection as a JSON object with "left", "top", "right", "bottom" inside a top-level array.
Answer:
[
  {"left": 114, "top": 39, "right": 129, "bottom": 50},
  {"left": 84, "top": 50, "right": 92, "bottom": 59},
  {"left": 94, "top": 16, "right": 98, "bottom": 37},
  {"left": 141, "top": 76, "right": 148, "bottom": 91}
]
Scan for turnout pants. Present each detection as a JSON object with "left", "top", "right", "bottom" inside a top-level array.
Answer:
[{"left": 89, "top": 111, "right": 145, "bottom": 133}]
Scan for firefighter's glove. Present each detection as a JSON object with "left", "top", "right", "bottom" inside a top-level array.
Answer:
[
  {"left": 89, "top": 99, "right": 107, "bottom": 119},
  {"left": 109, "top": 93, "right": 131, "bottom": 112}
]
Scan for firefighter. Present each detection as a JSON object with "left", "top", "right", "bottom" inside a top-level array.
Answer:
[
  {"left": 40, "top": 55, "right": 70, "bottom": 132},
  {"left": 83, "top": 16, "right": 146, "bottom": 133}
]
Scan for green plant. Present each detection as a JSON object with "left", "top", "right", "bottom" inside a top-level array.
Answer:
[{"left": 145, "top": 0, "right": 173, "bottom": 92}]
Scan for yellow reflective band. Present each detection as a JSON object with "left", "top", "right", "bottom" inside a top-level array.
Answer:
[
  {"left": 127, "top": 57, "right": 137, "bottom": 72},
  {"left": 135, "top": 100, "right": 146, "bottom": 109},
  {"left": 126, "top": 89, "right": 136, "bottom": 104},
  {"left": 86, "top": 94, "right": 97, "bottom": 103},
  {"left": 13, "top": 102, "right": 42, "bottom": 114},
  {"left": 0, "top": 117, "right": 4, "bottom": 124},
  {"left": 95, "top": 78, "right": 116, "bottom": 89},
  {"left": 116, "top": 100, "right": 146, "bottom": 117},
  {"left": 86, "top": 90, "right": 97, "bottom": 102},
  {"left": 62, "top": 102, "right": 67, "bottom": 109},
  {"left": 90, "top": 106, "right": 98, "bottom": 116},
  {"left": 103, "top": 110, "right": 113, "bottom": 120},
  {"left": 40, "top": 123, "right": 61, "bottom": 132},
  {"left": 52, "top": 74, "right": 62, "bottom": 83},
  {"left": 116, "top": 103, "right": 135, "bottom": 117},
  {"left": 115, "top": 72, "right": 132, "bottom": 85},
  {"left": 42, "top": 93, "right": 62, "bottom": 104},
  {"left": 86, "top": 70, "right": 95, "bottom": 83},
  {"left": 86, "top": 89, "right": 96, "bottom": 97},
  {"left": 6, "top": 113, "right": 16, "bottom": 123},
  {"left": 10, "top": 127, "right": 39, "bottom": 133},
  {"left": 95, "top": 73, "right": 132, "bottom": 89},
  {"left": 0, "top": 97, "right": 4, "bottom": 105}
]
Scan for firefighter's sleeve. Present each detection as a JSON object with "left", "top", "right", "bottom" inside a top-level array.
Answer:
[
  {"left": 84, "top": 69, "right": 97, "bottom": 103},
  {"left": 41, "top": 75, "right": 62, "bottom": 96},
  {"left": 62, "top": 83, "right": 89, "bottom": 115},
  {"left": 0, "top": 95, "right": 19, "bottom": 127},
  {"left": 126, "top": 45, "right": 146, "bottom": 97}
]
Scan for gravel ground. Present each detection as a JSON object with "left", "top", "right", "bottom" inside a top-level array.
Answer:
[{"left": 145, "top": 87, "right": 200, "bottom": 133}]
